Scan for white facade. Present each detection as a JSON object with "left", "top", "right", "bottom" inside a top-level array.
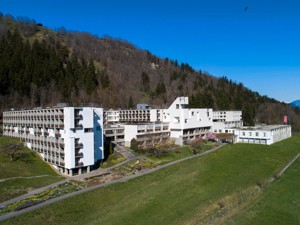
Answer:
[
  {"left": 234, "top": 125, "right": 292, "bottom": 145},
  {"left": 3, "top": 107, "right": 104, "bottom": 176},
  {"left": 213, "top": 110, "right": 243, "bottom": 133},
  {"left": 162, "top": 97, "right": 213, "bottom": 145},
  {"left": 103, "top": 125, "right": 125, "bottom": 145},
  {"left": 123, "top": 123, "right": 170, "bottom": 147},
  {"left": 105, "top": 110, "right": 120, "bottom": 123},
  {"left": 104, "top": 97, "right": 213, "bottom": 146}
]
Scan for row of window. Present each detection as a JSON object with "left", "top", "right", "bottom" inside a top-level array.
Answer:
[{"left": 241, "top": 131, "right": 267, "bottom": 137}]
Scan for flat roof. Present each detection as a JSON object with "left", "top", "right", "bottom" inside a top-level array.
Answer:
[{"left": 241, "top": 125, "right": 291, "bottom": 131}]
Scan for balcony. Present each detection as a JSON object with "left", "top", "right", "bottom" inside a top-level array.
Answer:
[
  {"left": 75, "top": 152, "right": 83, "bottom": 158},
  {"left": 75, "top": 143, "right": 83, "bottom": 148},
  {"left": 75, "top": 162, "right": 84, "bottom": 167},
  {"left": 75, "top": 114, "right": 82, "bottom": 119},
  {"left": 75, "top": 124, "right": 83, "bottom": 128}
]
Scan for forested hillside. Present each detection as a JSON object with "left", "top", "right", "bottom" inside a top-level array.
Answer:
[{"left": 0, "top": 13, "right": 300, "bottom": 130}]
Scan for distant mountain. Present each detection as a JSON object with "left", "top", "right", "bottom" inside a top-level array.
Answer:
[{"left": 291, "top": 100, "right": 300, "bottom": 109}]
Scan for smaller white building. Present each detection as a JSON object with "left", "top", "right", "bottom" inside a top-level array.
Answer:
[{"left": 234, "top": 125, "right": 291, "bottom": 145}]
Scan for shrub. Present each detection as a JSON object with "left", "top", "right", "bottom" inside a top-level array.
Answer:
[{"left": 130, "top": 138, "right": 139, "bottom": 151}]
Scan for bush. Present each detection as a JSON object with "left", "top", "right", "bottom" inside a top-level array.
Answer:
[{"left": 130, "top": 138, "right": 139, "bottom": 151}]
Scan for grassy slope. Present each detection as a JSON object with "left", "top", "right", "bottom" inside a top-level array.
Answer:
[
  {"left": 225, "top": 158, "right": 300, "bottom": 225},
  {"left": 2, "top": 135, "right": 300, "bottom": 225},
  {"left": 0, "top": 137, "right": 64, "bottom": 202}
]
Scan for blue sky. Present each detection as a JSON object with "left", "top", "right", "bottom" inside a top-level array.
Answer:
[{"left": 1, "top": 0, "right": 299, "bottom": 102}]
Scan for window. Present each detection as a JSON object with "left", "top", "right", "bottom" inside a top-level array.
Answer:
[
  {"left": 185, "top": 119, "right": 187, "bottom": 123},
  {"left": 263, "top": 132, "right": 266, "bottom": 137},
  {"left": 84, "top": 128, "right": 92, "bottom": 133},
  {"left": 249, "top": 132, "right": 252, "bottom": 136},
  {"left": 191, "top": 111, "right": 194, "bottom": 116},
  {"left": 176, "top": 104, "right": 179, "bottom": 109},
  {"left": 242, "top": 132, "right": 245, "bottom": 136},
  {"left": 256, "top": 132, "right": 259, "bottom": 137}
]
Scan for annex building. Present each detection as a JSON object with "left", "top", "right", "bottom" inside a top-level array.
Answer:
[{"left": 233, "top": 125, "right": 292, "bottom": 145}]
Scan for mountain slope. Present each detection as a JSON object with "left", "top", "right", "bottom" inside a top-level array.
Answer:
[{"left": 0, "top": 13, "right": 300, "bottom": 130}]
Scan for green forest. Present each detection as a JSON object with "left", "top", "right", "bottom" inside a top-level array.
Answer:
[{"left": 0, "top": 13, "right": 299, "bottom": 130}]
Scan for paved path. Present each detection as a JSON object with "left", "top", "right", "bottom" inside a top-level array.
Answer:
[
  {"left": 0, "top": 175, "right": 61, "bottom": 183},
  {"left": 112, "top": 141, "right": 135, "bottom": 159},
  {"left": 268, "top": 153, "right": 300, "bottom": 183},
  {"left": 0, "top": 179, "right": 68, "bottom": 208},
  {"left": 0, "top": 144, "right": 226, "bottom": 222},
  {"left": 70, "top": 155, "right": 140, "bottom": 181}
]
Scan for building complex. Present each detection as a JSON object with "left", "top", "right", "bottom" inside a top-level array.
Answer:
[{"left": 2, "top": 97, "right": 292, "bottom": 176}]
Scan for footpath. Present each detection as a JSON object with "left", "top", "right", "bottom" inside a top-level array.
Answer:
[{"left": 0, "top": 143, "right": 226, "bottom": 222}]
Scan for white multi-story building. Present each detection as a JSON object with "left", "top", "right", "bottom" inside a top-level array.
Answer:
[
  {"left": 213, "top": 110, "right": 243, "bottom": 133},
  {"left": 234, "top": 125, "right": 292, "bottom": 145},
  {"left": 3, "top": 107, "right": 104, "bottom": 176},
  {"left": 161, "top": 97, "right": 213, "bottom": 145},
  {"left": 104, "top": 97, "right": 213, "bottom": 146}
]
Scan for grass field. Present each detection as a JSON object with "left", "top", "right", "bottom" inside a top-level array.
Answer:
[
  {"left": 1, "top": 135, "right": 300, "bottom": 225},
  {"left": 0, "top": 137, "right": 64, "bottom": 202},
  {"left": 225, "top": 157, "right": 300, "bottom": 225}
]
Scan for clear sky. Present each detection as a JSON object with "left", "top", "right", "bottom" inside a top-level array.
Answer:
[{"left": 1, "top": 0, "right": 299, "bottom": 102}]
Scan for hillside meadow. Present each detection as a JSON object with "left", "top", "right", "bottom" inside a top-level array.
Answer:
[
  {"left": 2, "top": 134, "right": 300, "bottom": 225},
  {"left": 0, "top": 137, "right": 64, "bottom": 202}
]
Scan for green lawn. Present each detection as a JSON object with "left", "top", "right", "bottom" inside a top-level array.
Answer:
[
  {"left": 0, "top": 137, "right": 64, "bottom": 202},
  {"left": 1, "top": 135, "right": 300, "bottom": 225},
  {"left": 145, "top": 146, "right": 192, "bottom": 165},
  {"left": 225, "top": 157, "right": 300, "bottom": 225}
]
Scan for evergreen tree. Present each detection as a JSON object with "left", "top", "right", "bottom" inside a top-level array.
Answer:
[
  {"left": 100, "top": 69, "right": 110, "bottom": 89},
  {"left": 128, "top": 96, "right": 134, "bottom": 109},
  {"left": 85, "top": 60, "right": 98, "bottom": 95},
  {"left": 141, "top": 72, "right": 150, "bottom": 92}
]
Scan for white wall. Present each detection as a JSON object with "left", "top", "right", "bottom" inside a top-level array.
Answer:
[
  {"left": 124, "top": 125, "right": 138, "bottom": 147},
  {"left": 62, "top": 107, "right": 104, "bottom": 169}
]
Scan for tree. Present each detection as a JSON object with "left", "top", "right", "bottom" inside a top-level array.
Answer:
[
  {"left": 155, "top": 81, "right": 166, "bottom": 96},
  {"left": 141, "top": 72, "right": 150, "bottom": 92},
  {"left": 100, "top": 69, "right": 110, "bottom": 89},
  {"left": 4, "top": 143, "right": 26, "bottom": 161},
  {"left": 243, "top": 104, "right": 255, "bottom": 126},
  {"left": 127, "top": 96, "right": 134, "bottom": 109},
  {"left": 130, "top": 138, "right": 139, "bottom": 151},
  {"left": 85, "top": 60, "right": 98, "bottom": 95}
]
